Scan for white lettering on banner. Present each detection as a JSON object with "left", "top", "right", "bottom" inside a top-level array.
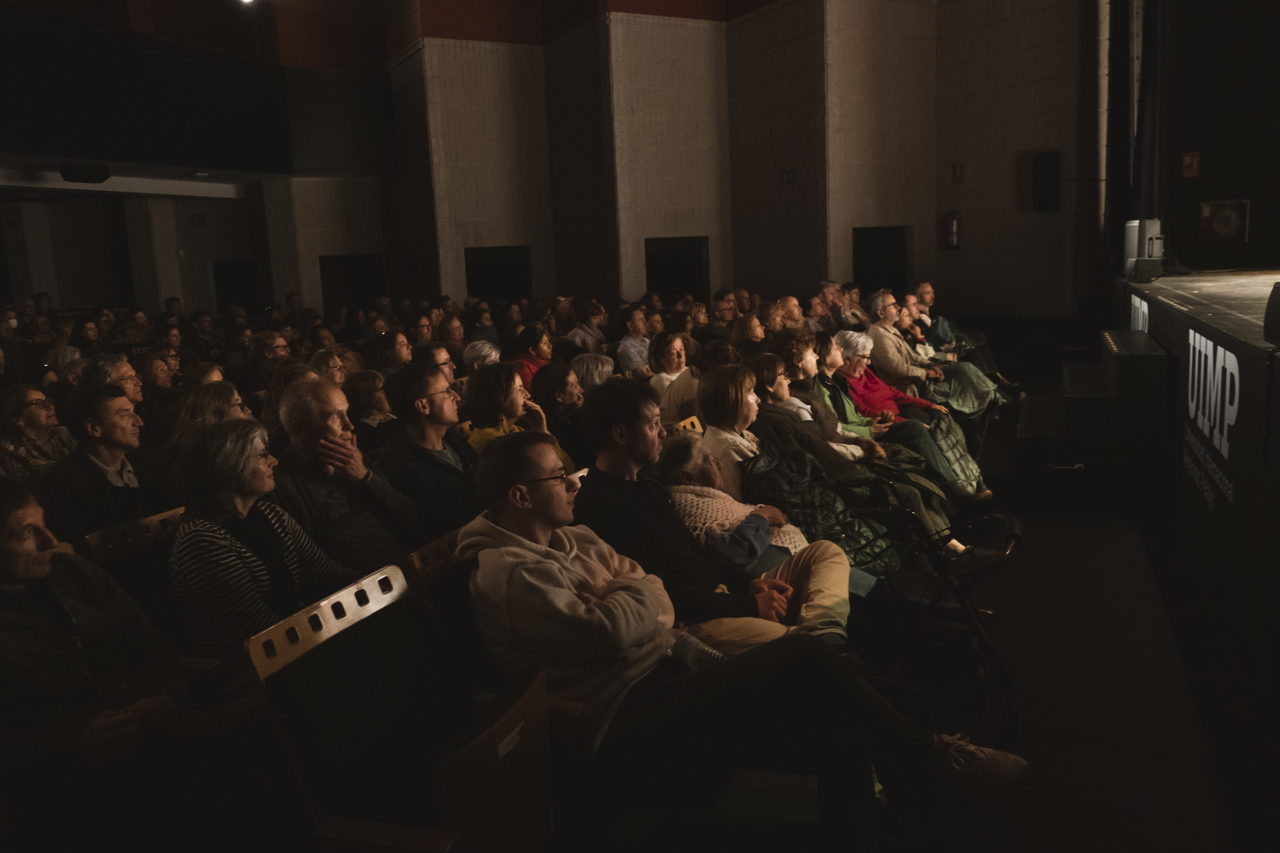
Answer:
[
  {"left": 1184, "top": 426, "right": 1233, "bottom": 503},
  {"left": 1130, "top": 294, "right": 1149, "bottom": 331},
  {"left": 1186, "top": 330, "right": 1240, "bottom": 459}
]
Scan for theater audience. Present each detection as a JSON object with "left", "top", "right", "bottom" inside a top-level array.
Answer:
[
  {"left": 39, "top": 386, "right": 170, "bottom": 550},
  {"left": 172, "top": 381, "right": 253, "bottom": 446},
  {"left": 865, "top": 288, "right": 998, "bottom": 450},
  {"left": 574, "top": 380, "right": 850, "bottom": 654},
  {"left": 378, "top": 362, "right": 481, "bottom": 544},
  {"left": 171, "top": 419, "right": 360, "bottom": 658},
  {"left": 69, "top": 316, "right": 103, "bottom": 359},
  {"left": 309, "top": 347, "right": 348, "bottom": 387},
  {"left": 744, "top": 350, "right": 866, "bottom": 461},
  {"left": 0, "top": 384, "right": 75, "bottom": 478},
  {"left": 834, "top": 331, "right": 989, "bottom": 502},
  {"left": 648, "top": 331, "right": 699, "bottom": 428},
  {"left": 459, "top": 432, "right": 1024, "bottom": 844}
]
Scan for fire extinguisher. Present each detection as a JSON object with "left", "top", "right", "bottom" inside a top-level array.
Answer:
[{"left": 943, "top": 210, "right": 962, "bottom": 250}]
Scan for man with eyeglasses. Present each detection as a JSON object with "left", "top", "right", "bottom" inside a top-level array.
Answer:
[
  {"left": 457, "top": 430, "right": 1027, "bottom": 846},
  {"left": 417, "top": 342, "right": 457, "bottom": 383},
  {"left": 377, "top": 362, "right": 482, "bottom": 543}
]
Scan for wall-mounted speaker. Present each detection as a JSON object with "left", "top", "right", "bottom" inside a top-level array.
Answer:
[{"left": 1032, "top": 151, "right": 1060, "bottom": 213}]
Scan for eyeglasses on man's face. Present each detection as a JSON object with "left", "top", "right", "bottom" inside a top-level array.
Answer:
[{"left": 527, "top": 469, "right": 585, "bottom": 488}]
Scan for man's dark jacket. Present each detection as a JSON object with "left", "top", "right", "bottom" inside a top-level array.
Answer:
[
  {"left": 375, "top": 428, "right": 482, "bottom": 545},
  {"left": 37, "top": 447, "right": 174, "bottom": 551}
]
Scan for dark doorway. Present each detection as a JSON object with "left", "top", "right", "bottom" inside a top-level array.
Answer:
[
  {"left": 644, "top": 237, "right": 710, "bottom": 305},
  {"left": 319, "top": 253, "right": 387, "bottom": 318},
  {"left": 464, "top": 246, "right": 532, "bottom": 303},
  {"left": 853, "top": 226, "right": 913, "bottom": 291},
  {"left": 212, "top": 258, "right": 271, "bottom": 316}
]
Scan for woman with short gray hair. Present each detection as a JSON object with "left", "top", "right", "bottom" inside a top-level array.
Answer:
[
  {"left": 171, "top": 419, "right": 359, "bottom": 657},
  {"left": 570, "top": 353, "right": 615, "bottom": 391},
  {"left": 462, "top": 339, "right": 501, "bottom": 375},
  {"left": 833, "top": 331, "right": 989, "bottom": 501}
]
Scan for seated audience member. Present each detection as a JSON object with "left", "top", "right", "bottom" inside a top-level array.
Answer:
[
  {"left": 258, "top": 359, "right": 318, "bottom": 452},
  {"left": 378, "top": 362, "right": 481, "bottom": 544},
  {"left": 530, "top": 363, "right": 592, "bottom": 469},
  {"left": 458, "top": 433, "right": 1025, "bottom": 843},
  {"left": 511, "top": 326, "right": 555, "bottom": 389},
  {"left": 654, "top": 430, "right": 861, "bottom": 624},
  {"left": 840, "top": 283, "right": 872, "bottom": 329},
  {"left": 405, "top": 310, "right": 435, "bottom": 349},
  {"left": 344, "top": 370, "right": 398, "bottom": 455},
  {"left": 648, "top": 331, "right": 699, "bottom": 428},
  {"left": 187, "top": 310, "right": 226, "bottom": 365},
  {"left": 835, "top": 331, "right": 988, "bottom": 502},
  {"left": 566, "top": 302, "right": 608, "bottom": 354},
  {"left": 462, "top": 339, "right": 500, "bottom": 376},
  {"left": 914, "top": 281, "right": 985, "bottom": 355},
  {"left": 242, "top": 329, "right": 292, "bottom": 396},
  {"left": 695, "top": 297, "right": 735, "bottom": 346},
  {"left": 171, "top": 420, "right": 360, "bottom": 658},
  {"left": 420, "top": 341, "right": 458, "bottom": 382},
  {"left": 110, "top": 307, "right": 153, "bottom": 346},
  {"left": 272, "top": 375, "right": 417, "bottom": 566},
  {"left": 786, "top": 330, "right": 876, "bottom": 444},
  {"left": 615, "top": 307, "right": 651, "bottom": 373},
  {"left": 309, "top": 347, "right": 349, "bottom": 387},
  {"left": 644, "top": 309, "right": 664, "bottom": 338},
  {"left": 366, "top": 330, "right": 413, "bottom": 379},
  {"left": 434, "top": 314, "right": 467, "bottom": 366},
  {"left": 777, "top": 295, "right": 805, "bottom": 330},
  {"left": 729, "top": 312, "right": 767, "bottom": 358},
  {"left": 179, "top": 361, "right": 225, "bottom": 391},
  {"left": 687, "top": 299, "right": 712, "bottom": 340},
  {"left": 574, "top": 380, "right": 850, "bottom": 654},
  {"left": 172, "top": 381, "right": 253, "bottom": 446},
  {"left": 571, "top": 353, "right": 615, "bottom": 392},
  {"left": 0, "top": 384, "right": 74, "bottom": 478},
  {"left": 700, "top": 337, "right": 742, "bottom": 371},
  {"left": 744, "top": 350, "right": 866, "bottom": 462},
  {"left": 653, "top": 432, "right": 812, "bottom": 577},
  {"left": 38, "top": 387, "right": 170, "bottom": 550},
  {"left": 463, "top": 362, "right": 576, "bottom": 470},
  {"left": 464, "top": 305, "right": 499, "bottom": 346},
  {"left": 69, "top": 316, "right": 104, "bottom": 359},
  {"left": 866, "top": 290, "right": 999, "bottom": 451}
]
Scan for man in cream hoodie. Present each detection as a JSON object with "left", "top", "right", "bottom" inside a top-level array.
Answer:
[{"left": 457, "top": 431, "right": 1027, "bottom": 844}]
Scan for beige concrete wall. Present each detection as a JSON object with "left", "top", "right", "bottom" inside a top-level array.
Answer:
[
  {"left": 826, "top": 0, "right": 937, "bottom": 288},
  {"left": 262, "top": 177, "right": 387, "bottom": 312},
  {"left": 422, "top": 37, "right": 556, "bottom": 302},
  {"left": 728, "top": 0, "right": 828, "bottom": 297},
  {"left": 608, "top": 12, "right": 733, "bottom": 301},
  {"left": 936, "top": 0, "right": 1098, "bottom": 316}
]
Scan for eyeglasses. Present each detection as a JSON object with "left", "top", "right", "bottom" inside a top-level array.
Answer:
[
  {"left": 421, "top": 387, "right": 458, "bottom": 400},
  {"left": 528, "top": 469, "right": 585, "bottom": 487},
  {"left": 22, "top": 399, "right": 54, "bottom": 411}
]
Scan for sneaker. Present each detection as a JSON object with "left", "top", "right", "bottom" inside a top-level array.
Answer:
[{"left": 932, "top": 733, "right": 1028, "bottom": 789}]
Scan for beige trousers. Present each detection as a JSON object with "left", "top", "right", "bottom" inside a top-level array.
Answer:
[{"left": 685, "top": 540, "right": 852, "bottom": 656}]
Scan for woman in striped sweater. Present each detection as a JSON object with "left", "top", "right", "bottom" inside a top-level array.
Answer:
[{"left": 171, "top": 419, "right": 361, "bottom": 657}]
